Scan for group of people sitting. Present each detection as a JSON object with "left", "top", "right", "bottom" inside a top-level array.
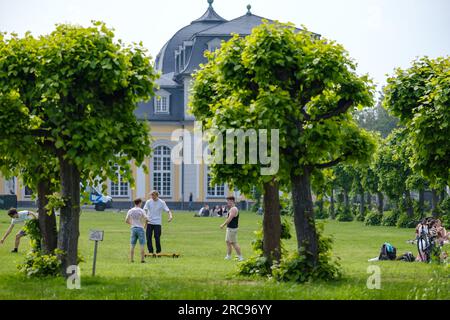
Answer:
[
  {"left": 415, "top": 217, "right": 449, "bottom": 262},
  {"left": 196, "top": 204, "right": 228, "bottom": 217}
]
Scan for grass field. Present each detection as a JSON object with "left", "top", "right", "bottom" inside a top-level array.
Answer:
[{"left": 0, "top": 209, "right": 448, "bottom": 300}]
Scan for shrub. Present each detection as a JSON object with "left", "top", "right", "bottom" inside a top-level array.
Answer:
[
  {"left": 22, "top": 219, "right": 42, "bottom": 252},
  {"left": 364, "top": 210, "right": 383, "bottom": 226},
  {"left": 18, "top": 251, "right": 61, "bottom": 277},
  {"left": 439, "top": 198, "right": 450, "bottom": 229},
  {"left": 272, "top": 223, "right": 342, "bottom": 283},
  {"left": 396, "top": 213, "right": 419, "bottom": 228},
  {"left": 315, "top": 207, "right": 329, "bottom": 220},
  {"left": 381, "top": 210, "right": 400, "bottom": 226},
  {"left": 336, "top": 207, "right": 354, "bottom": 222}
]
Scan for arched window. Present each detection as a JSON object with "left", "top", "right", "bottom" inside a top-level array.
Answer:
[{"left": 153, "top": 146, "right": 172, "bottom": 197}]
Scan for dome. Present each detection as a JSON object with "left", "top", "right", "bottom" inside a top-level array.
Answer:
[{"left": 155, "top": 0, "right": 227, "bottom": 74}]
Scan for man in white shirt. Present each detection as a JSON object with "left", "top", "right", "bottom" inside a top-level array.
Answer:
[
  {"left": 143, "top": 190, "right": 173, "bottom": 254},
  {"left": 125, "top": 198, "right": 147, "bottom": 263},
  {"left": 0, "top": 208, "right": 38, "bottom": 253}
]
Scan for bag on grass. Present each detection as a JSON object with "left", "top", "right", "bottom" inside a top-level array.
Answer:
[
  {"left": 378, "top": 242, "right": 397, "bottom": 261},
  {"left": 396, "top": 252, "right": 415, "bottom": 262}
]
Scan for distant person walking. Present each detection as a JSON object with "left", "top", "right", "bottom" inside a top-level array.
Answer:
[
  {"left": 144, "top": 190, "right": 173, "bottom": 254},
  {"left": 125, "top": 198, "right": 147, "bottom": 263},
  {"left": 220, "top": 196, "right": 243, "bottom": 261},
  {"left": 0, "top": 208, "right": 38, "bottom": 253},
  {"left": 188, "top": 192, "right": 193, "bottom": 211}
]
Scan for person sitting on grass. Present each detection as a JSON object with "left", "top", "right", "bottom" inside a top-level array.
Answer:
[
  {"left": 125, "top": 198, "right": 147, "bottom": 263},
  {"left": 0, "top": 208, "right": 38, "bottom": 253}
]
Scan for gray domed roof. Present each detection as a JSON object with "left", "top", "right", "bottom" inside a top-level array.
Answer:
[{"left": 155, "top": 1, "right": 227, "bottom": 74}]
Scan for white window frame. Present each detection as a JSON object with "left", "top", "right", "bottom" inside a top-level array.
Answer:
[
  {"left": 206, "top": 167, "right": 225, "bottom": 198},
  {"left": 110, "top": 165, "right": 130, "bottom": 198},
  {"left": 154, "top": 90, "right": 171, "bottom": 114},
  {"left": 152, "top": 145, "right": 172, "bottom": 197}
]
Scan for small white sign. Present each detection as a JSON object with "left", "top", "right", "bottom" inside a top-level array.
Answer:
[{"left": 89, "top": 230, "right": 104, "bottom": 241}]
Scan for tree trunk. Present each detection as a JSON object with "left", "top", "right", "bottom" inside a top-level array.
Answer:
[
  {"left": 262, "top": 179, "right": 281, "bottom": 264},
  {"left": 418, "top": 189, "right": 425, "bottom": 217},
  {"left": 367, "top": 192, "right": 372, "bottom": 210},
  {"left": 330, "top": 189, "right": 335, "bottom": 220},
  {"left": 377, "top": 192, "right": 384, "bottom": 215},
  {"left": 291, "top": 166, "right": 318, "bottom": 267},
  {"left": 360, "top": 192, "right": 365, "bottom": 215},
  {"left": 57, "top": 156, "right": 81, "bottom": 276},
  {"left": 37, "top": 179, "right": 58, "bottom": 254},
  {"left": 431, "top": 189, "right": 439, "bottom": 218},
  {"left": 344, "top": 190, "right": 350, "bottom": 213},
  {"left": 404, "top": 190, "right": 414, "bottom": 218}
]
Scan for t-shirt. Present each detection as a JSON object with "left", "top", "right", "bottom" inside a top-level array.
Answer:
[
  {"left": 11, "top": 211, "right": 33, "bottom": 225},
  {"left": 144, "top": 199, "right": 170, "bottom": 225},
  {"left": 126, "top": 207, "right": 147, "bottom": 229}
]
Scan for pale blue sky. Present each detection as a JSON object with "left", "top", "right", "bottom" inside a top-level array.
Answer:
[{"left": 1, "top": 0, "right": 449, "bottom": 90}]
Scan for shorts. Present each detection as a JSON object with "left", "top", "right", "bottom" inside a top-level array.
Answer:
[
  {"left": 225, "top": 228, "right": 238, "bottom": 243},
  {"left": 130, "top": 227, "right": 146, "bottom": 246}
]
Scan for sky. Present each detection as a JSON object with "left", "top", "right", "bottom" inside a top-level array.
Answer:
[{"left": 1, "top": 0, "right": 449, "bottom": 91}]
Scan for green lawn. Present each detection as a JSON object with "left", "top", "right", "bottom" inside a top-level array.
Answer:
[{"left": 0, "top": 209, "right": 448, "bottom": 300}]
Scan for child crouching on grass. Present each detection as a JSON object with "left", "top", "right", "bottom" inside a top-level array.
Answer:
[{"left": 125, "top": 198, "right": 147, "bottom": 263}]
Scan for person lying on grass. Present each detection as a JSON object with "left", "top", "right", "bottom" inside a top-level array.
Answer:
[{"left": 0, "top": 208, "right": 38, "bottom": 253}]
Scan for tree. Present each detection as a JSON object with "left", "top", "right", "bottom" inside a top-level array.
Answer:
[
  {"left": 190, "top": 21, "right": 375, "bottom": 268},
  {"left": 0, "top": 22, "right": 156, "bottom": 273},
  {"left": 355, "top": 91, "right": 399, "bottom": 138},
  {"left": 0, "top": 36, "right": 60, "bottom": 254},
  {"left": 384, "top": 56, "right": 450, "bottom": 186}
]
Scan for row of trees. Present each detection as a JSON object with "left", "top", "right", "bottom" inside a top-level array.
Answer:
[
  {"left": 190, "top": 22, "right": 376, "bottom": 278},
  {"left": 0, "top": 22, "right": 156, "bottom": 273},
  {"left": 191, "top": 22, "right": 449, "bottom": 280}
]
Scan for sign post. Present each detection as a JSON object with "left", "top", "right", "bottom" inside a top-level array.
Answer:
[{"left": 89, "top": 230, "right": 104, "bottom": 276}]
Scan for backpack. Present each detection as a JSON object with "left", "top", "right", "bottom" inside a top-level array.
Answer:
[
  {"left": 378, "top": 242, "right": 397, "bottom": 261},
  {"left": 397, "top": 252, "right": 415, "bottom": 262}
]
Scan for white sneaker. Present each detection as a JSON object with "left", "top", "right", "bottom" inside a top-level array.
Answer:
[
  {"left": 224, "top": 255, "right": 231, "bottom": 260},
  {"left": 238, "top": 256, "right": 244, "bottom": 261}
]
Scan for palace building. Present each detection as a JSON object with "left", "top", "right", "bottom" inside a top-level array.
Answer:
[{"left": 0, "top": 1, "right": 301, "bottom": 209}]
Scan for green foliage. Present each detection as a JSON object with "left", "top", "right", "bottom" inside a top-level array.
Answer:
[
  {"left": 381, "top": 210, "right": 400, "bottom": 227},
  {"left": 22, "top": 219, "right": 42, "bottom": 252},
  {"left": 336, "top": 207, "right": 354, "bottom": 222},
  {"left": 272, "top": 223, "right": 342, "bottom": 283},
  {"left": 45, "top": 192, "right": 66, "bottom": 212},
  {"left": 238, "top": 218, "right": 292, "bottom": 277},
  {"left": 364, "top": 210, "right": 382, "bottom": 226},
  {"left": 384, "top": 56, "right": 450, "bottom": 185},
  {"left": 280, "top": 218, "right": 293, "bottom": 240},
  {"left": 355, "top": 93, "right": 399, "bottom": 138},
  {"left": 439, "top": 198, "right": 450, "bottom": 229},
  {"left": 396, "top": 213, "right": 419, "bottom": 229},
  {"left": 18, "top": 251, "right": 61, "bottom": 278},
  {"left": 0, "top": 21, "right": 156, "bottom": 191},
  {"left": 237, "top": 255, "right": 273, "bottom": 277}
]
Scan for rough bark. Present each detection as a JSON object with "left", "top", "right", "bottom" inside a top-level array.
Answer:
[
  {"left": 37, "top": 179, "right": 58, "bottom": 254},
  {"left": 57, "top": 156, "right": 81, "bottom": 276},
  {"left": 291, "top": 166, "right": 318, "bottom": 267},
  {"left": 262, "top": 179, "right": 281, "bottom": 264}
]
